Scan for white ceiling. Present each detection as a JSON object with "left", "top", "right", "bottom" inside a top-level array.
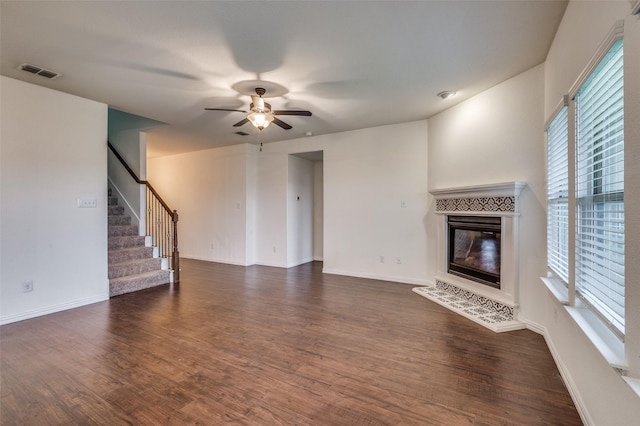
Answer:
[{"left": 1, "top": 1, "right": 568, "bottom": 158}]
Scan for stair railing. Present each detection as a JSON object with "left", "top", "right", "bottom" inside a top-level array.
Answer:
[{"left": 108, "top": 141, "right": 180, "bottom": 283}]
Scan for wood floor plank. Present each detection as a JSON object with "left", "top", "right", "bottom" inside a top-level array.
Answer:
[{"left": 0, "top": 259, "right": 582, "bottom": 425}]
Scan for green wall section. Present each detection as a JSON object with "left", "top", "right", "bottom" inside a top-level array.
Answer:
[{"left": 108, "top": 108, "right": 165, "bottom": 140}]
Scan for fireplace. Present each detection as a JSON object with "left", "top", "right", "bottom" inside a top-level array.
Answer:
[
  {"left": 415, "top": 182, "right": 526, "bottom": 332},
  {"left": 448, "top": 216, "right": 501, "bottom": 288},
  {"left": 429, "top": 182, "right": 526, "bottom": 317}
]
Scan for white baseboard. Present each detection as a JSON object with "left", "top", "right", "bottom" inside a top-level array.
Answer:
[
  {"left": 0, "top": 294, "right": 109, "bottom": 326},
  {"left": 254, "top": 261, "right": 288, "bottom": 268},
  {"left": 523, "top": 319, "right": 592, "bottom": 426},
  {"left": 287, "top": 257, "right": 315, "bottom": 268},
  {"left": 181, "top": 255, "right": 251, "bottom": 267},
  {"left": 321, "top": 267, "right": 428, "bottom": 286}
]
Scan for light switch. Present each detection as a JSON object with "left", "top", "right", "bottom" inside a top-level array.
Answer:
[{"left": 77, "top": 198, "right": 97, "bottom": 208}]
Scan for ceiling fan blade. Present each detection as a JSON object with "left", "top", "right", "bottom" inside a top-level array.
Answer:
[
  {"left": 204, "top": 108, "right": 247, "bottom": 113},
  {"left": 272, "top": 117, "right": 292, "bottom": 130},
  {"left": 273, "top": 110, "right": 312, "bottom": 116},
  {"left": 233, "top": 118, "right": 249, "bottom": 127}
]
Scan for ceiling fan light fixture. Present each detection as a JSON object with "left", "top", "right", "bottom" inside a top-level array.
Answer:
[{"left": 247, "top": 111, "right": 274, "bottom": 130}]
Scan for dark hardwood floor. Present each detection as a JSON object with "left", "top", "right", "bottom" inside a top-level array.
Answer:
[{"left": 1, "top": 259, "right": 581, "bottom": 425}]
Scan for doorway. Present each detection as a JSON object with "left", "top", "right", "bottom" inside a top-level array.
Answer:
[{"left": 287, "top": 151, "right": 323, "bottom": 266}]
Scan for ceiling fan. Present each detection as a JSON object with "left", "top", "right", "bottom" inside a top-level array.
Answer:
[{"left": 205, "top": 87, "right": 312, "bottom": 131}]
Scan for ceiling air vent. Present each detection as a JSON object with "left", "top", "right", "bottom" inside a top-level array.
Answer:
[{"left": 17, "top": 63, "right": 62, "bottom": 80}]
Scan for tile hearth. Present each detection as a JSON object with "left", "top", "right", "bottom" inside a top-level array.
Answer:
[{"left": 413, "top": 281, "right": 525, "bottom": 333}]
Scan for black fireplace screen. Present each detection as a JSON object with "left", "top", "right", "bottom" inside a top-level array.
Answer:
[{"left": 448, "top": 216, "right": 501, "bottom": 288}]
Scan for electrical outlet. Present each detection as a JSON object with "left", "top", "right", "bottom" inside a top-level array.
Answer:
[
  {"left": 22, "top": 280, "right": 33, "bottom": 293},
  {"left": 396, "top": 257, "right": 402, "bottom": 264},
  {"left": 379, "top": 255, "right": 385, "bottom": 263},
  {"left": 273, "top": 247, "right": 277, "bottom": 253}
]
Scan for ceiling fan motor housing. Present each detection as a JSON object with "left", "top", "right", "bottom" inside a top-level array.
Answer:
[{"left": 250, "top": 102, "right": 272, "bottom": 113}]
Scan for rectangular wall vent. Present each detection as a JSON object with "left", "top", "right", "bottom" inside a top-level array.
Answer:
[{"left": 16, "top": 63, "right": 62, "bottom": 80}]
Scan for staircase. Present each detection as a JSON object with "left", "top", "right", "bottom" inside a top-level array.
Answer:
[{"left": 108, "top": 191, "right": 171, "bottom": 297}]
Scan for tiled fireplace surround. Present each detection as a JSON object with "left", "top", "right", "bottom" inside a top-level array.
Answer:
[{"left": 413, "top": 182, "right": 527, "bottom": 332}]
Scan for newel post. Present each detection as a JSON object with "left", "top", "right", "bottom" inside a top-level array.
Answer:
[{"left": 172, "top": 210, "right": 180, "bottom": 284}]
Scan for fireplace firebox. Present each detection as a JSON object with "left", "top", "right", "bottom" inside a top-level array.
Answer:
[{"left": 448, "top": 216, "right": 501, "bottom": 289}]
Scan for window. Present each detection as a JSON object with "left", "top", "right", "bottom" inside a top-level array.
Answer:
[
  {"left": 545, "top": 37, "right": 625, "bottom": 338},
  {"left": 574, "top": 39, "right": 624, "bottom": 335},
  {"left": 546, "top": 106, "right": 569, "bottom": 283}
]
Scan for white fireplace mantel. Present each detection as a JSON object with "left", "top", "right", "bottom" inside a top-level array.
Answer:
[{"left": 430, "top": 181, "right": 526, "bottom": 216}]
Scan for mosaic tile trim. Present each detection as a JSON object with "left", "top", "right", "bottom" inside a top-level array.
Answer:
[
  {"left": 435, "top": 196, "right": 515, "bottom": 213},
  {"left": 435, "top": 280, "right": 514, "bottom": 319},
  {"left": 412, "top": 285, "right": 518, "bottom": 329}
]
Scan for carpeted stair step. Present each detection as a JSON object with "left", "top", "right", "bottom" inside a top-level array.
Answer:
[
  {"left": 109, "top": 270, "right": 171, "bottom": 297},
  {"left": 108, "top": 205, "right": 124, "bottom": 216},
  {"left": 108, "top": 224, "right": 138, "bottom": 237},
  {"left": 108, "top": 246, "right": 153, "bottom": 264},
  {"left": 107, "top": 187, "right": 171, "bottom": 297},
  {"left": 108, "top": 215, "right": 132, "bottom": 226},
  {"left": 108, "top": 258, "right": 163, "bottom": 279},
  {"left": 108, "top": 235, "right": 146, "bottom": 250}
]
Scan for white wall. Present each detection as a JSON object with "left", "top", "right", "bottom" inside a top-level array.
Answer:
[
  {"left": 427, "top": 64, "right": 547, "bottom": 310},
  {"left": 108, "top": 108, "right": 165, "bottom": 179},
  {"left": 255, "top": 121, "right": 429, "bottom": 283},
  {"left": 107, "top": 132, "right": 146, "bottom": 232},
  {"left": 0, "top": 76, "right": 108, "bottom": 324},
  {"left": 287, "top": 155, "right": 314, "bottom": 267},
  {"left": 537, "top": 2, "right": 640, "bottom": 424},
  {"left": 321, "top": 123, "right": 429, "bottom": 283},
  {"left": 245, "top": 144, "right": 257, "bottom": 266},
  {"left": 147, "top": 143, "right": 252, "bottom": 265},
  {"left": 149, "top": 121, "right": 429, "bottom": 283},
  {"left": 107, "top": 109, "right": 165, "bottom": 233},
  {"left": 256, "top": 144, "right": 290, "bottom": 267},
  {"left": 313, "top": 161, "right": 324, "bottom": 261}
]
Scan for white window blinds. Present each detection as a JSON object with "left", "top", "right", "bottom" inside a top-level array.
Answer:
[
  {"left": 546, "top": 107, "right": 569, "bottom": 283},
  {"left": 575, "top": 39, "right": 624, "bottom": 334}
]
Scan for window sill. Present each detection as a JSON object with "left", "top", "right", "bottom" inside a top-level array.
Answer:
[
  {"left": 540, "top": 277, "right": 640, "bottom": 399},
  {"left": 540, "top": 276, "right": 625, "bottom": 369},
  {"left": 622, "top": 377, "right": 640, "bottom": 399},
  {"left": 540, "top": 276, "right": 569, "bottom": 305},
  {"left": 564, "top": 305, "right": 626, "bottom": 370},
  {"left": 566, "top": 307, "right": 640, "bottom": 398}
]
